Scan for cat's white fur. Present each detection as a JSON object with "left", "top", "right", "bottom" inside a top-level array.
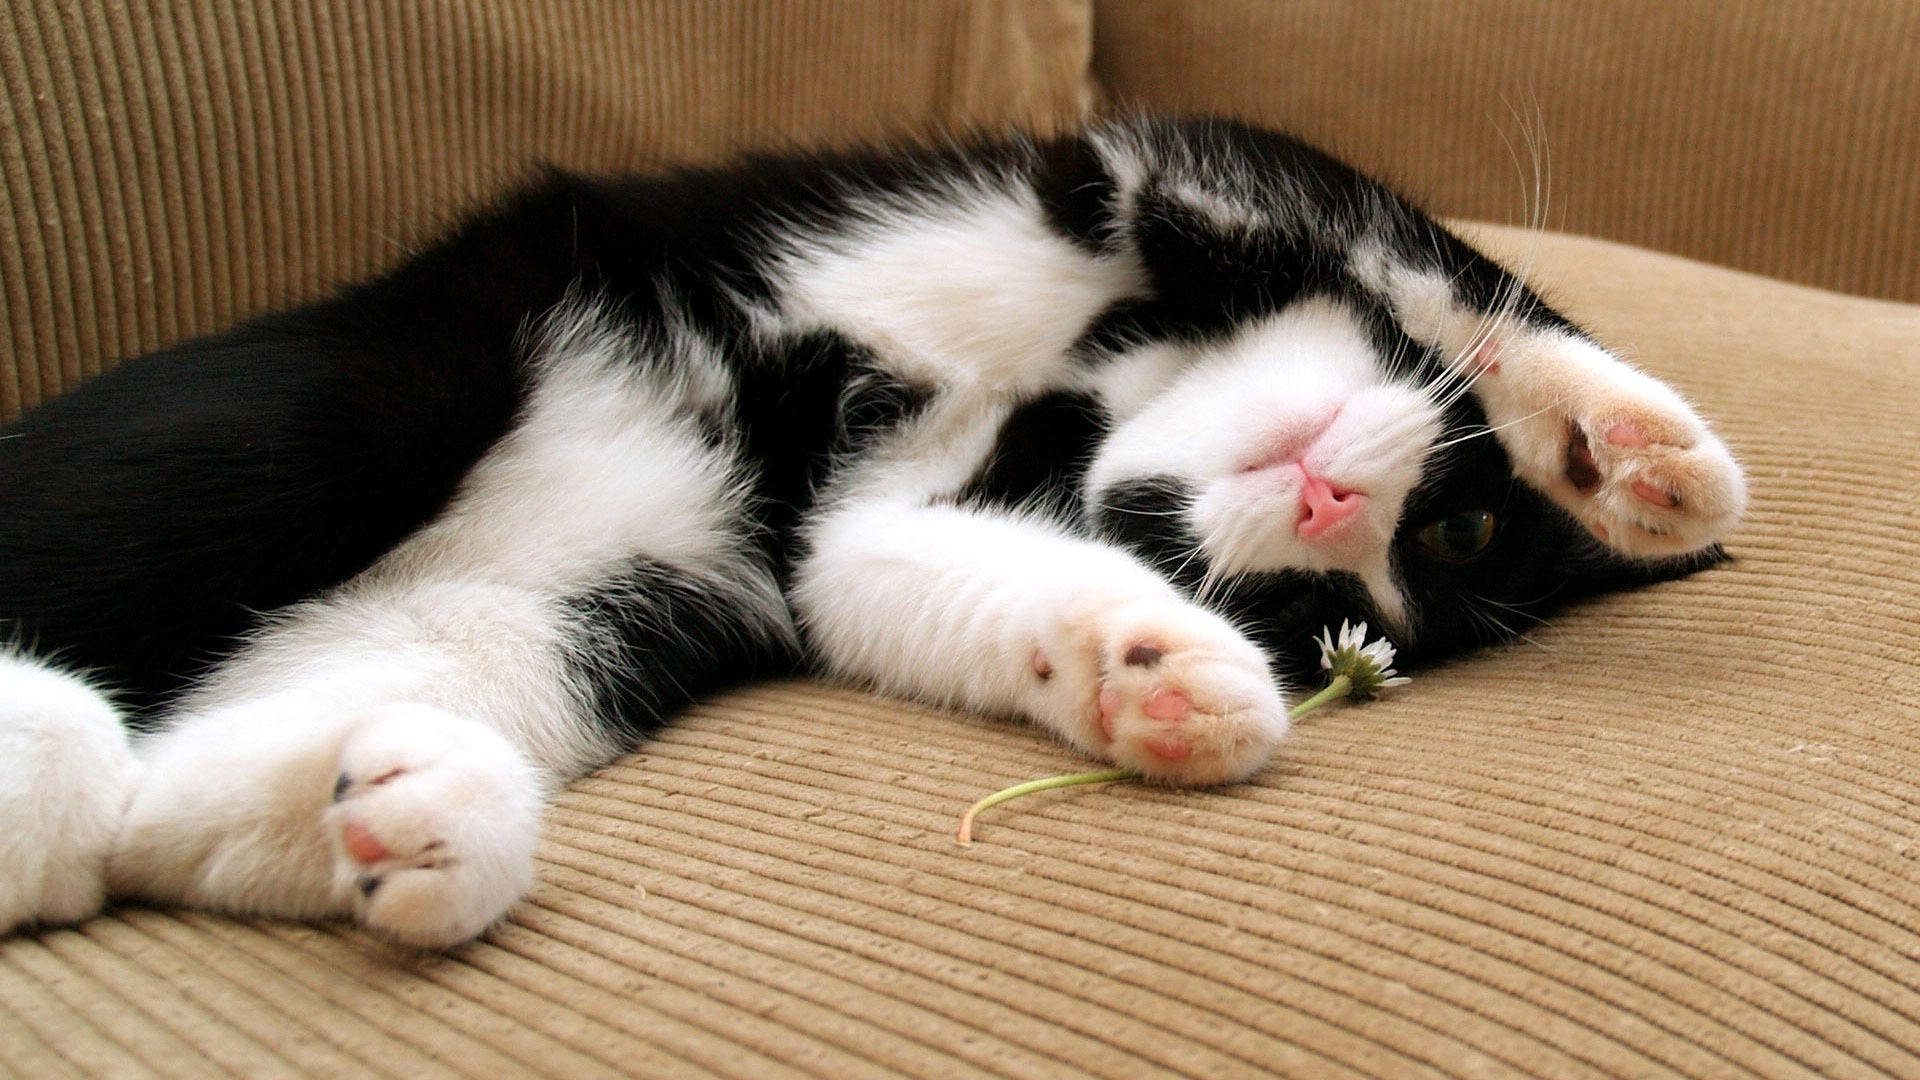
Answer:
[
  {"left": 772, "top": 180, "right": 1146, "bottom": 393},
  {"left": 794, "top": 499, "right": 1289, "bottom": 784},
  {"left": 0, "top": 170, "right": 1746, "bottom": 946},
  {"left": 23, "top": 304, "right": 789, "bottom": 946},
  {"left": 0, "top": 654, "right": 143, "bottom": 932}
]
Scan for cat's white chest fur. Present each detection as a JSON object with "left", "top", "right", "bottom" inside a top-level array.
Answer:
[{"left": 772, "top": 185, "right": 1145, "bottom": 396}]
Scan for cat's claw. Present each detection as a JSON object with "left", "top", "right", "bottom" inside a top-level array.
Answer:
[
  {"left": 1042, "top": 597, "right": 1288, "bottom": 785},
  {"left": 325, "top": 707, "right": 542, "bottom": 948}
]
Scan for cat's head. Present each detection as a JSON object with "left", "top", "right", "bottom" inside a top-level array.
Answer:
[{"left": 1082, "top": 294, "right": 1725, "bottom": 682}]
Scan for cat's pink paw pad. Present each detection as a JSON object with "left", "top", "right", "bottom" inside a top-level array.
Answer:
[
  {"left": 1605, "top": 421, "right": 1649, "bottom": 448},
  {"left": 1077, "top": 604, "right": 1288, "bottom": 786},
  {"left": 1141, "top": 686, "right": 1191, "bottom": 722},
  {"left": 325, "top": 706, "right": 541, "bottom": 948},
  {"left": 340, "top": 821, "right": 393, "bottom": 865},
  {"left": 1629, "top": 479, "right": 1677, "bottom": 508}
]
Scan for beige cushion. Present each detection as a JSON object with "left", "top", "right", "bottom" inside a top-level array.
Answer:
[
  {"left": 1094, "top": 0, "right": 1920, "bottom": 305},
  {"left": 0, "top": 0, "right": 1094, "bottom": 419},
  {"left": 6, "top": 225, "right": 1917, "bottom": 1077}
]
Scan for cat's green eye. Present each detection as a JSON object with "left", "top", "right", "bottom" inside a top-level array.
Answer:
[{"left": 1414, "top": 509, "right": 1498, "bottom": 561}]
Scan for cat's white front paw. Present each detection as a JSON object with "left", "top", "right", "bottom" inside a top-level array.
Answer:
[
  {"left": 0, "top": 655, "right": 141, "bottom": 935},
  {"left": 1034, "top": 595, "right": 1288, "bottom": 785},
  {"left": 1473, "top": 333, "right": 1747, "bottom": 558},
  {"left": 327, "top": 706, "right": 542, "bottom": 948},
  {"left": 1552, "top": 399, "right": 1747, "bottom": 557}
]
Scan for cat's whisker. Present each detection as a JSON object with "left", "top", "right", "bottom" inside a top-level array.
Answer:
[
  {"left": 1468, "top": 592, "right": 1553, "bottom": 630},
  {"left": 1426, "top": 393, "right": 1573, "bottom": 453},
  {"left": 1489, "top": 90, "right": 1554, "bottom": 301},
  {"left": 1381, "top": 333, "right": 1417, "bottom": 383},
  {"left": 1164, "top": 535, "right": 1215, "bottom": 594},
  {"left": 1206, "top": 561, "right": 1261, "bottom": 611},
  {"left": 1427, "top": 108, "right": 1550, "bottom": 406},
  {"left": 1474, "top": 598, "right": 1558, "bottom": 654},
  {"left": 1106, "top": 503, "right": 1191, "bottom": 520},
  {"left": 1463, "top": 602, "right": 1516, "bottom": 643},
  {"left": 1481, "top": 581, "right": 1567, "bottom": 612},
  {"left": 1509, "top": 629, "right": 1557, "bottom": 653},
  {"left": 1194, "top": 566, "right": 1228, "bottom": 609},
  {"left": 1427, "top": 424, "right": 1496, "bottom": 453},
  {"left": 1460, "top": 593, "right": 1557, "bottom": 655}
]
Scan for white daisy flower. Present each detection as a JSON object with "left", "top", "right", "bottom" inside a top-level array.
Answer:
[{"left": 1311, "top": 619, "right": 1411, "bottom": 701}]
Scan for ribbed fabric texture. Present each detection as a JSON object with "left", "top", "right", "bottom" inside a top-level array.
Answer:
[
  {"left": 4, "top": 225, "right": 1918, "bottom": 1077},
  {"left": 0, "top": 0, "right": 1094, "bottom": 418},
  {"left": 5, "top": 2, "right": 1920, "bottom": 1075},
  {"left": 1094, "top": 0, "right": 1920, "bottom": 307}
]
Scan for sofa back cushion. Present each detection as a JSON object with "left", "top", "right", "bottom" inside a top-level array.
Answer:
[
  {"left": 0, "top": 0, "right": 1094, "bottom": 419},
  {"left": 1095, "top": 0, "right": 1920, "bottom": 305}
]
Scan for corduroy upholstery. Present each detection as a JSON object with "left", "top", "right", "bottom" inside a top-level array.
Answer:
[
  {"left": 3, "top": 3, "right": 1917, "bottom": 1077},
  {"left": 1095, "top": 0, "right": 1920, "bottom": 305},
  {"left": 0, "top": 0, "right": 1092, "bottom": 418}
]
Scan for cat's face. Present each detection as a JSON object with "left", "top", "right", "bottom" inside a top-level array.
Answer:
[{"left": 1084, "top": 295, "right": 1714, "bottom": 681}]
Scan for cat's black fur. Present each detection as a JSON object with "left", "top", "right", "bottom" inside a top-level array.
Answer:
[{"left": 0, "top": 118, "right": 1713, "bottom": 722}]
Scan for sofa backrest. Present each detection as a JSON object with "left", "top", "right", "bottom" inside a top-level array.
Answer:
[
  {"left": 0, "top": 0, "right": 1094, "bottom": 419},
  {"left": 1095, "top": 1, "right": 1920, "bottom": 307}
]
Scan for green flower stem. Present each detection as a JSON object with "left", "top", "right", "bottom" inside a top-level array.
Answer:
[
  {"left": 954, "top": 673, "right": 1358, "bottom": 845},
  {"left": 1288, "top": 673, "right": 1353, "bottom": 719},
  {"left": 955, "top": 769, "right": 1133, "bottom": 845}
]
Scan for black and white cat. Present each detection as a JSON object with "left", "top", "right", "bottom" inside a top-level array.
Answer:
[{"left": 0, "top": 116, "right": 1745, "bottom": 947}]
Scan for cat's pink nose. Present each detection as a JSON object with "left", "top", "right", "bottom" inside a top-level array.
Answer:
[{"left": 1297, "top": 472, "right": 1366, "bottom": 538}]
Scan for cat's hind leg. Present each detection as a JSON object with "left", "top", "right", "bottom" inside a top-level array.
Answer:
[
  {"left": 0, "top": 651, "right": 142, "bottom": 935},
  {"left": 105, "top": 298, "right": 792, "bottom": 947},
  {"left": 110, "top": 672, "right": 543, "bottom": 948},
  {"left": 110, "top": 570, "right": 787, "bottom": 947},
  {"left": 327, "top": 704, "right": 542, "bottom": 939}
]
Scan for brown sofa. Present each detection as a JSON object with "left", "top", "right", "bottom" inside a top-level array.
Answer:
[{"left": 4, "top": 3, "right": 1917, "bottom": 1076}]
